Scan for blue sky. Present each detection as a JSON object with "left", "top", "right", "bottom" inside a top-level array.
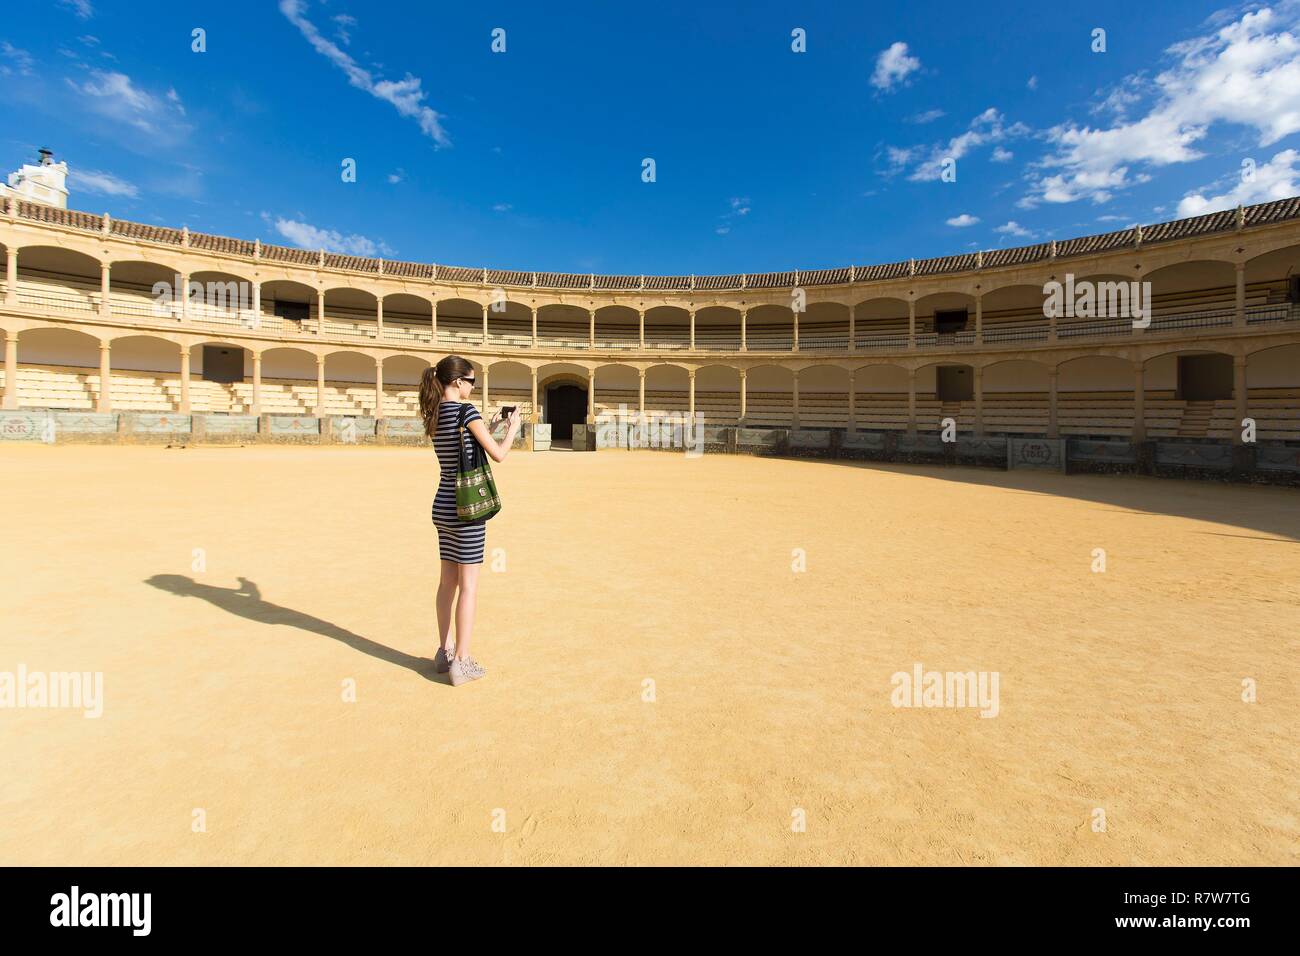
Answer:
[{"left": 2, "top": 0, "right": 1300, "bottom": 275}]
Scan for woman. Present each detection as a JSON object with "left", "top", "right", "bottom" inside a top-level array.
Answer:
[{"left": 419, "top": 356, "right": 522, "bottom": 686}]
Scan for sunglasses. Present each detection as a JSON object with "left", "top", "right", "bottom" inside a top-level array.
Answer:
[{"left": 460, "top": 376, "right": 476, "bottom": 386}]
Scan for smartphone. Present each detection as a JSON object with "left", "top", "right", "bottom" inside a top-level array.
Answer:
[{"left": 500, "top": 405, "right": 517, "bottom": 417}]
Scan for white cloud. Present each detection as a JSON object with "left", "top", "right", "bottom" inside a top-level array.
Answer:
[
  {"left": 387, "top": 168, "right": 404, "bottom": 184},
  {"left": 1027, "top": 75, "right": 1038, "bottom": 91},
  {"left": 66, "top": 70, "right": 188, "bottom": 142},
  {"left": 59, "top": 0, "right": 93, "bottom": 19},
  {"left": 71, "top": 167, "right": 138, "bottom": 198},
  {"left": 991, "top": 146, "right": 1013, "bottom": 162},
  {"left": 1024, "top": 7, "right": 1300, "bottom": 207},
  {"left": 0, "top": 41, "right": 34, "bottom": 77},
  {"left": 872, "top": 41, "right": 920, "bottom": 91},
  {"left": 729, "top": 196, "right": 751, "bottom": 215},
  {"left": 333, "top": 13, "right": 356, "bottom": 45},
  {"left": 908, "top": 107, "right": 1029, "bottom": 181},
  {"left": 995, "top": 221, "right": 1033, "bottom": 237},
  {"left": 1177, "top": 148, "right": 1300, "bottom": 216},
  {"left": 492, "top": 202, "right": 512, "bottom": 212},
  {"left": 279, "top": 0, "right": 449, "bottom": 146},
  {"left": 946, "top": 213, "right": 979, "bottom": 227},
  {"left": 908, "top": 108, "right": 945, "bottom": 124},
  {"left": 272, "top": 217, "right": 392, "bottom": 256}
]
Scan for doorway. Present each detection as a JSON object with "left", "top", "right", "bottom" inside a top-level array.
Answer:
[
  {"left": 935, "top": 364, "right": 973, "bottom": 402},
  {"left": 545, "top": 383, "right": 588, "bottom": 440}
]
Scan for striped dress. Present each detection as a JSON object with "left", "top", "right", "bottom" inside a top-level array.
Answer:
[{"left": 431, "top": 400, "right": 487, "bottom": 564}]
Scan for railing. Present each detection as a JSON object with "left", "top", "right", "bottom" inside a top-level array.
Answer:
[
  {"left": 8, "top": 291, "right": 1299, "bottom": 354},
  {"left": 983, "top": 321, "right": 1050, "bottom": 344}
]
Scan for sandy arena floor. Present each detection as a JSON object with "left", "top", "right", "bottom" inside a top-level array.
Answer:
[{"left": 0, "top": 443, "right": 1296, "bottom": 865}]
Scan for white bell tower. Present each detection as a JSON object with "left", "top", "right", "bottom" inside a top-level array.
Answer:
[{"left": 0, "top": 148, "right": 70, "bottom": 209}]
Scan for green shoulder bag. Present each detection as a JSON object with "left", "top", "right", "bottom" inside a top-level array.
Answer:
[{"left": 454, "top": 403, "right": 503, "bottom": 522}]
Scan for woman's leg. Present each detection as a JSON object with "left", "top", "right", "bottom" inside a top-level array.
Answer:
[
  {"left": 436, "top": 559, "right": 459, "bottom": 652},
  {"left": 453, "top": 561, "right": 480, "bottom": 660}
]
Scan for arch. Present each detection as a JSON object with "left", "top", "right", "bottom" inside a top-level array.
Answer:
[
  {"left": 436, "top": 297, "right": 486, "bottom": 348},
  {"left": 694, "top": 305, "right": 742, "bottom": 351},
  {"left": 593, "top": 304, "right": 639, "bottom": 349},
  {"left": 746, "top": 304, "right": 794, "bottom": 351},
  {"left": 14, "top": 246, "right": 102, "bottom": 315},
  {"left": 261, "top": 345, "right": 319, "bottom": 382},
  {"left": 801, "top": 301, "right": 850, "bottom": 352}
]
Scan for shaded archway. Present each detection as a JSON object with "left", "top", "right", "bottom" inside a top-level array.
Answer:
[
  {"left": 15, "top": 246, "right": 102, "bottom": 314},
  {"left": 695, "top": 306, "right": 741, "bottom": 351},
  {"left": 744, "top": 364, "right": 794, "bottom": 425},
  {"left": 382, "top": 293, "right": 434, "bottom": 346},
  {"left": 8, "top": 326, "right": 103, "bottom": 410},
  {"left": 852, "top": 297, "right": 909, "bottom": 350},
  {"left": 436, "top": 297, "right": 485, "bottom": 347}
]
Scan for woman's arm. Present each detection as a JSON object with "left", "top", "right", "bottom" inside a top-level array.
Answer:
[{"left": 467, "top": 410, "right": 521, "bottom": 463}]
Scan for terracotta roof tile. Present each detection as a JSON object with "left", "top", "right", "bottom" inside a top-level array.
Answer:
[
  {"left": 486, "top": 269, "right": 532, "bottom": 287},
  {"left": 261, "top": 243, "right": 318, "bottom": 265},
  {"left": 436, "top": 265, "right": 482, "bottom": 283},
  {"left": 385, "top": 260, "right": 435, "bottom": 279}
]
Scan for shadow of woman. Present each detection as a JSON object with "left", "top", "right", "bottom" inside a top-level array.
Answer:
[{"left": 145, "top": 574, "right": 444, "bottom": 683}]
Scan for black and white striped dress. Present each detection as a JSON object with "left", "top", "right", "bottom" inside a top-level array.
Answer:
[{"left": 431, "top": 400, "right": 487, "bottom": 564}]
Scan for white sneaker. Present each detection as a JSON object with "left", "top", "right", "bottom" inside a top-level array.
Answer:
[{"left": 449, "top": 657, "right": 485, "bottom": 686}]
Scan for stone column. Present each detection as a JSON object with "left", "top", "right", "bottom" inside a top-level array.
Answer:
[
  {"left": 637, "top": 367, "right": 646, "bottom": 422},
  {"left": 374, "top": 359, "right": 385, "bottom": 419},
  {"left": 1047, "top": 368, "right": 1059, "bottom": 438},
  {"left": 376, "top": 297, "right": 384, "bottom": 339},
  {"left": 316, "top": 356, "right": 327, "bottom": 417},
  {"left": 1132, "top": 363, "right": 1146, "bottom": 442},
  {"left": 638, "top": 309, "right": 645, "bottom": 349},
  {"left": 179, "top": 347, "right": 192, "bottom": 413},
  {"left": 848, "top": 303, "right": 856, "bottom": 353},
  {"left": 792, "top": 307, "right": 800, "bottom": 353},
  {"left": 251, "top": 281, "right": 262, "bottom": 330},
  {"left": 2, "top": 332, "right": 18, "bottom": 409},
  {"left": 430, "top": 298, "right": 438, "bottom": 343},
  {"left": 907, "top": 297, "right": 916, "bottom": 349},
  {"left": 738, "top": 368, "right": 747, "bottom": 424},
  {"left": 178, "top": 272, "right": 190, "bottom": 323},
  {"left": 588, "top": 308, "right": 595, "bottom": 348},
  {"left": 1048, "top": 299, "right": 1058, "bottom": 343},
  {"left": 973, "top": 365, "right": 984, "bottom": 437},
  {"left": 587, "top": 367, "right": 596, "bottom": 423},
  {"left": 907, "top": 367, "right": 917, "bottom": 434},
  {"left": 688, "top": 369, "right": 696, "bottom": 422},
  {"left": 481, "top": 304, "right": 489, "bottom": 344},
  {"left": 1233, "top": 355, "right": 1248, "bottom": 444},
  {"left": 4, "top": 247, "right": 16, "bottom": 306},
  {"left": 740, "top": 309, "right": 748, "bottom": 352},
  {"left": 791, "top": 369, "right": 800, "bottom": 428},
  {"left": 100, "top": 263, "right": 111, "bottom": 317},
  {"left": 97, "top": 342, "right": 112, "bottom": 412},
  {"left": 530, "top": 306, "right": 537, "bottom": 348},
  {"left": 530, "top": 366, "right": 538, "bottom": 423},
  {"left": 847, "top": 369, "right": 857, "bottom": 431},
  {"left": 482, "top": 363, "right": 490, "bottom": 412},
  {"left": 689, "top": 310, "right": 696, "bottom": 350},
  {"left": 251, "top": 351, "right": 262, "bottom": 416},
  {"left": 1234, "top": 263, "right": 1246, "bottom": 328},
  {"left": 974, "top": 294, "right": 983, "bottom": 345},
  {"left": 316, "top": 289, "right": 326, "bottom": 334}
]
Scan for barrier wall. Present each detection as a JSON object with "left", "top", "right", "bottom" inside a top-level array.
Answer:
[{"left": 2, "top": 410, "right": 1295, "bottom": 485}]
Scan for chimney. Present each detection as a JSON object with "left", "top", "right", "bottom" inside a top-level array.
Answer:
[{"left": 38, "top": 147, "right": 54, "bottom": 166}]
